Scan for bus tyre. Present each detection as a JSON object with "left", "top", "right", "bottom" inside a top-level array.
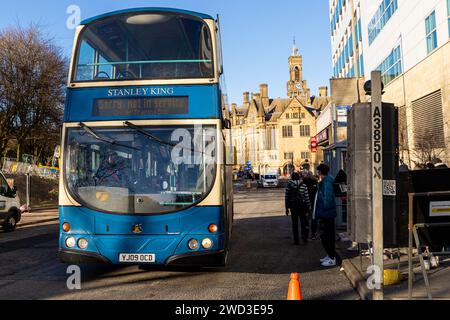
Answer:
[{"left": 3, "top": 212, "right": 18, "bottom": 232}]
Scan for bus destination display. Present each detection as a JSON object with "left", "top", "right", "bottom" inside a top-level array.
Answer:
[{"left": 93, "top": 97, "right": 189, "bottom": 117}]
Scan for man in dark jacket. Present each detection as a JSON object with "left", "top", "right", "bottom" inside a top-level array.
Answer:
[
  {"left": 301, "top": 170, "right": 319, "bottom": 239},
  {"left": 286, "top": 172, "right": 312, "bottom": 245},
  {"left": 314, "top": 164, "right": 337, "bottom": 267}
]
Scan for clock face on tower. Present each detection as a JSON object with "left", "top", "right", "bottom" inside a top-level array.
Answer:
[{"left": 295, "top": 83, "right": 302, "bottom": 90}]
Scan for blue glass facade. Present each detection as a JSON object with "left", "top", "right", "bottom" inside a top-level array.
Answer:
[
  {"left": 330, "top": 0, "right": 345, "bottom": 34},
  {"left": 330, "top": 1, "right": 364, "bottom": 78},
  {"left": 368, "top": 0, "right": 398, "bottom": 45},
  {"left": 333, "top": 35, "right": 355, "bottom": 78},
  {"left": 377, "top": 45, "right": 402, "bottom": 85}
]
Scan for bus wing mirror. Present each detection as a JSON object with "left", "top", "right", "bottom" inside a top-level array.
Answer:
[{"left": 222, "top": 119, "right": 231, "bottom": 129}]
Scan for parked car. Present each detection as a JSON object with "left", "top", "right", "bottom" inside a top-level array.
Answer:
[
  {"left": 261, "top": 173, "right": 280, "bottom": 188},
  {"left": 0, "top": 171, "right": 22, "bottom": 232}
]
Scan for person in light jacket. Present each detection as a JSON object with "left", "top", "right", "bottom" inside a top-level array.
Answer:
[{"left": 314, "top": 164, "right": 337, "bottom": 267}]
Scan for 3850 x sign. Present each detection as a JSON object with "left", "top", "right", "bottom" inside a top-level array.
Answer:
[{"left": 372, "top": 105, "right": 383, "bottom": 179}]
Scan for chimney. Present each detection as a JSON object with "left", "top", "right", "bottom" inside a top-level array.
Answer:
[
  {"left": 243, "top": 92, "right": 250, "bottom": 104},
  {"left": 232, "top": 103, "right": 237, "bottom": 114},
  {"left": 252, "top": 93, "right": 261, "bottom": 100},
  {"left": 319, "top": 86, "right": 328, "bottom": 97},
  {"left": 260, "top": 84, "right": 269, "bottom": 98}
]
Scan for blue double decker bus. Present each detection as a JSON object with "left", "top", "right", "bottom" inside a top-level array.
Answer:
[{"left": 59, "top": 8, "right": 234, "bottom": 267}]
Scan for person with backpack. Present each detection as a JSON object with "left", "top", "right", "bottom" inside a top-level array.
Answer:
[
  {"left": 314, "top": 164, "right": 338, "bottom": 267},
  {"left": 285, "top": 172, "right": 312, "bottom": 245},
  {"left": 300, "top": 170, "right": 319, "bottom": 240}
]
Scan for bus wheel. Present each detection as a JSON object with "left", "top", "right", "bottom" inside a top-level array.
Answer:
[{"left": 3, "top": 212, "right": 18, "bottom": 232}]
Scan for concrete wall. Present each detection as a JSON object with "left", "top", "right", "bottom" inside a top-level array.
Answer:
[{"left": 330, "top": 77, "right": 367, "bottom": 105}]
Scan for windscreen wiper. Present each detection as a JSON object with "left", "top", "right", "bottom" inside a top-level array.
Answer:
[
  {"left": 124, "top": 121, "right": 216, "bottom": 157},
  {"left": 78, "top": 122, "right": 139, "bottom": 151},
  {"left": 124, "top": 121, "right": 177, "bottom": 148}
]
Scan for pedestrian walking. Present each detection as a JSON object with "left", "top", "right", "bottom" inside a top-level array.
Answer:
[
  {"left": 314, "top": 164, "right": 338, "bottom": 267},
  {"left": 285, "top": 172, "right": 312, "bottom": 245},
  {"left": 300, "top": 170, "right": 319, "bottom": 240}
]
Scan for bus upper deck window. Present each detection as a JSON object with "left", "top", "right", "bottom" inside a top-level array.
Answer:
[{"left": 73, "top": 12, "right": 214, "bottom": 82}]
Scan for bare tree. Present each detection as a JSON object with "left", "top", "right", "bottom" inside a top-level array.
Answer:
[
  {"left": 411, "top": 128, "right": 446, "bottom": 167},
  {"left": 0, "top": 25, "right": 67, "bottom": 162}
]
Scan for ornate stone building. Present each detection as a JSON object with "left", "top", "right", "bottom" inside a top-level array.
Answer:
[{"left": 230, "top": 44, "right": 330, "bottom": 176}]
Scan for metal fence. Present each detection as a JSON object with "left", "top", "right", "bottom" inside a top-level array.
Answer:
[
  {"left": 1, "top": 159, "right": 59, "bottom": 180},
  {"left": 2, "top": 159, "right": 59, "bottom": 211}
]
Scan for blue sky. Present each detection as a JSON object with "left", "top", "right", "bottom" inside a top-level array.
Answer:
[{"left": 0, "top": 0, "right": 332, "bottom": 105}]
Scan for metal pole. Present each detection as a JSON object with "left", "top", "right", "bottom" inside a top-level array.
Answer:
[
  {"left": 413, "top": 227, "right": 432, "bottom": 299},
  {"left": 371, "top": 71, "right": 384, "bottom": 300},
  {"left": 26, "top": 172, "right": 30, "bottom": 212},
  {"left": 408, "top": 193, "right": 414, "bottom": 300}
]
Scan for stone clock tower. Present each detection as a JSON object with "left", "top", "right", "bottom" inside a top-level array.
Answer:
[{"left": 287, "top": 40, "right": 307, "bottom": 99}]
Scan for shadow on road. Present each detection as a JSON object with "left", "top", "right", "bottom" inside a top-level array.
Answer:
[{"left": 0, "top": 209, "right": 351, "bottom": 300}]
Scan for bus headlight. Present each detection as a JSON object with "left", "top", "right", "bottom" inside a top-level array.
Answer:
[
  {"left": 77, "top": 238, "right": 89, "bottom": 249},
  {"left": 65, "top": 237, "right": 76, "bottom": 248},
  {"left": 202, "top": 238, "right": 213, "bottom": 249},
  {"left": 188, "top": 239, "right": 199, "bottom": 251}
]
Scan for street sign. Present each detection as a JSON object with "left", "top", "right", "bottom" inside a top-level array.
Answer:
[
  {"left": 371, "top": 71, "right": 384, "bottom": 300},
  {"left": 316, "top": 128, "right": 329, "bottom": 145},
  {"left": 311, "top": 137, "right": 318, "bottom": 153},
  {"left": 336, "top": 105, "right": 351, "bottom": 126},
  {"left": 430, "top": 201, "right": 450, "bottom": 217}
]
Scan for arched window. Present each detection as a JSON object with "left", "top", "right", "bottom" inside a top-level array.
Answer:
[{"left": 294, "top": 67, "right": 300, "bottom": 82}]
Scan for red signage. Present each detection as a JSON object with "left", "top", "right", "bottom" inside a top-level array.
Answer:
[{"left": 311, "top": 137, "right": 318, "bottom": 153}]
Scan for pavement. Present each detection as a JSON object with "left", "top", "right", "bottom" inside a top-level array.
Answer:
[
  {"left": 0, "top": 188, "right": 359, "bottom": 300},
  {"left": 337, "top": 239, "right": 450, "bottom": 300}
]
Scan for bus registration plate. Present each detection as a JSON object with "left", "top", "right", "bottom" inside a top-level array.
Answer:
[{"left": 119, "top": 254, "right": 156, "bottom": 264}]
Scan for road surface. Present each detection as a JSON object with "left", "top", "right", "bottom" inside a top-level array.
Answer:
[{"left": 0, "top": 188, "right": 358, "bottom": 300}]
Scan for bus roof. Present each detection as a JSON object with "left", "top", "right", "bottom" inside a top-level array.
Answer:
[{"left": 80, "top": 7, "right": 215, "bottom": 25}]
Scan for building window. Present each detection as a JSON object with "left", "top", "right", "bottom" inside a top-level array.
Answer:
[
  {"left": 448, "top": 0, "right": 450, "bottom": 37},
  {"left": 269, "top": 127, "right": 277, "bottom": 150},
  {"left": 282, "top": 126, "right": 293, "bottom": 138},
  {"left": 358, "top": 54, "right": 365, "bottom": 77},
  {"left": 295, "top": 67, "right": 300, "bottom": 82},
  {"left": 286, "top": 113, "right": 290, "bottom": 119},
  {"left": 377, "top": 45, "right": 402, "bottom": 85},
  {"left": 426, "top": 11, "right": 438, "bottom": 54},
  {"left": 301, "top": 152, "right": 311, "bottom": 160},
  {"left": 299, "top": 125, "right": 311, "bottom": 137},
  {"left": 355, "top": 19, "right": 362, "bottom": 43},
  {"left": 301, "top": 113, "right": 306, "bottom": 119},
  {"left": 368, "top": 0, "right": 398, "bottom": 45},
  {"left": 284, "top": 152, "right": 294, "bottom": 160}
]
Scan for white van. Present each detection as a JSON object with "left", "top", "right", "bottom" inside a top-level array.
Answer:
[
  {"left": 262, "top": 173, "right": 279, "bottom": 188},
  {"left": 0, "top": 171, "right": 21, "bottom": 232}
]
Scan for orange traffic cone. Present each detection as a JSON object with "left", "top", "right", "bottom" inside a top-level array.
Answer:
[{"left": 287, "top": 273, "right": 303, "bottom": 300}]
